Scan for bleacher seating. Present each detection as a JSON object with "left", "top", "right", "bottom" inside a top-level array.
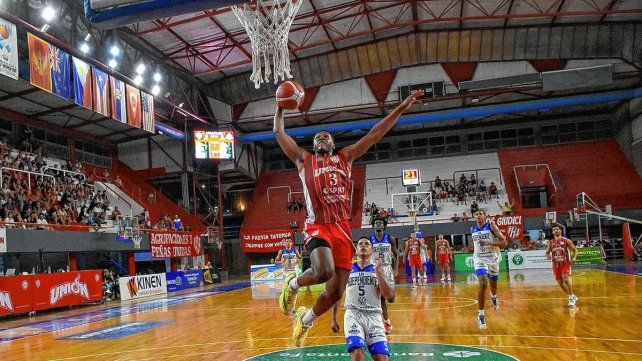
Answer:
[
  {"left": 497, "top": 140, "right": 642, "bottom": 215},
  {"left": 241, "top": 165, "right": 366, "bottom": 234},
  {"left": 362, "top": 153, "right": 509, "bottom": 227}
]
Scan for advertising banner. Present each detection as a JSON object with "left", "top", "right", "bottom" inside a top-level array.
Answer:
[
  {"left": 0, "top": 275, "right": 33, "bottom": 317},
  {"left": 150, "top": 231, "right": 203, "bottom": 259},
  {"left": 118, "top": 273, "right": 167, "bottom": 301},
  {"left": 489, "top": 215, "right": 524, "bottom": 241},
  {"left": 242, "top": 230, "right": 294, "bottom": 253},
  {"left": 165, "top": 270, "right": 205, "bottom": 292},
  {"left": 250, "top": 264, "right": 285, "bottom": 282},
  {"left": 453, "top": 252, "right": 507, "bottom": 272},
  {"left": 507, "top": 250, "right": 551, "bottom": 270},
  {"left": 0, "top": 17, "right": 18, "bottom": 80},
  {"left": 31, "top": 270, "right": 103, "bottom": 311},
  {"left": 576, "top": 247, "right": 603, "bottom": 265}
]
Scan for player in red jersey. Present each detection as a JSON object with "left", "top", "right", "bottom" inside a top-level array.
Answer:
[
  {"left": 545, "top": 226, "right": 579, "bottom": 307},
  {"left": 402, "top": 232, "right": 427, "bottom": 288},
  {"left": 275, "top": 90, "right": 424, "bottom": 347},
  {"left": 435, "top": 233, "right": 453, "bottom": 283}
]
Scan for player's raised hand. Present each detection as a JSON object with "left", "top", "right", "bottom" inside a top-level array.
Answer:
[
  {"left": 399, "top": 90, "right": 424, "bottom": 111},
  {"left": 375, "top": 258, "right": 384, "bottom": 274}
]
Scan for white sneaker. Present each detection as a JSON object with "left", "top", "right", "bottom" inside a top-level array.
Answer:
[
  {"left": 572, "top": 294, "right": 579, "bottom": 304},
  {"left": 440, "top": 275, "right": 446, "bottom": 282},
  {"left": 478, "top": 314, "right": 487, "bottom": 329},
  {"left": 446, "top": 275, "right": 451, "bottom": 282},
  {"left": 567, "top": 296, "right": 575, "bottom": 308}
]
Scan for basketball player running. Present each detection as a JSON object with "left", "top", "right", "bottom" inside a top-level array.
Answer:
[
  {"left": 275, "top": 238, "right": 302, "bottom": 276},
  {"left": 275, "top": 90, "right": 424, "bottom": 347},
  {"left": 331, "top": 237, "right": 394, "bottom": 361},
  {"left": 435, "top": 233, "right": 453, "bottom": 282},
  {"left": 471, "top": 210, "right": 507, "bottom": 329},
  {"left": 545, "top": 226, "right": 579, "bottom": 307},
  {"left": 370, "top": 217, "right": 398, "bottom": 334},
  {"left": 402, "top": 232, "right": 427, "bottom": 287}
]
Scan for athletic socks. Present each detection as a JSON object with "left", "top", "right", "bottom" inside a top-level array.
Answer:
[
  {"left": 302, "top": 308, "right": 317, "bottom": 326},
  {"left": 478, "top": 310, "right": 485, "bottom": 316},
  {"left": 289, "top": 277, "right": 300, "bottom": 291},
  {"left": 490, "top": 293, "right": 497, "bottom": 299}
]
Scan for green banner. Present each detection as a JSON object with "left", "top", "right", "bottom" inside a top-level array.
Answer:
[
  {"left": 454, "top": 252, "right": 507, "bottom": 272},
  {"left": 575, "top": 246, "right": 603, "bottom": 265}
]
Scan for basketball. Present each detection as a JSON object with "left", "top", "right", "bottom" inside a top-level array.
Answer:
[{"left": 276, "top": 80, "right": 305, "bottom": 111}]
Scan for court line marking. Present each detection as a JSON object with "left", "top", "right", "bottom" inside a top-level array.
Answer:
[{"left": 45, "top": 332, "right": 642, "bottom": 361}]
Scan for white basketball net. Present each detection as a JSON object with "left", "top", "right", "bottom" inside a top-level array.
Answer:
[{"left": 232, "top": 0, "right": 303, "bottom": 89}]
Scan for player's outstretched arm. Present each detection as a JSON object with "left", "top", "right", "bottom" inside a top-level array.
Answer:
[
  {"left": 490, "top": 223, "right": 508, "bottom": 249},
  {"left": 341, "top": 90, "right": 424, "bottom": 162},
  {"left": 375, "top": 260, "right": 395, "bottom": 302},
  {"left": 273, "top": 106, "right": 307, "bottom": 166},
  {"left": 545, "top": 240, "right": 552, "bottom": 259},
  {"left": 567, "top": 239, "right": 578, "bottom": 263}
]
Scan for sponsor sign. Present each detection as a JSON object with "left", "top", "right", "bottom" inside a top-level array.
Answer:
[
  {"left": 248, "top": 342, "right": 517, "bottom": 360},
  {"left": 165, "top": 270, "right": 205, "bottom": 292},
  {"left": 119, "top": 273, "right": 167, "bottom": 301},
  {"left": 0, "top": 17, "right": 18, "bottom": 80},
  {"left": 453, "top": 252, "right": 507, "bottom": 272},
  {"left": 489, "top": 215, "right": 524, "bottom": 241},
  {"left": 150, "top": 231, "right": 203, "bottom": 259},
  {"left": 0, "top": 275, "right": 32, "bottom": 317},
  {"left": 32, "top": 271, "right": 102, "bottom": 311},
  {"left": 250, "top": 264, "right": 285, "bottom": 282},
  {"left": 60, "top": 321, "right": 171, "bottom": 340},
  {"left": 508, "top": 269, "right": 559, "bottom": 286},
  {"left": 242, "top": 230, "right": 294, "bottom": 253},
  {"left": 576, "top": 246, "right": 603, "bottom": 265},
  {"left": 507, "top": 250, "right": 551, "bottom": 270}
]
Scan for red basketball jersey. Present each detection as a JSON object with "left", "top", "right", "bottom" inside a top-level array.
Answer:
[
  {"left": 436, "top": 240, "right": 449, "bottom": 256},
  {"left": 408, "top": 239, "right": 421, "bottom": 256},
  {"left": 550, "top": 237, "right": 570, "bottom": 267},
  {"left": 299, "top": 151, "right": 353, "bottom": 224}
]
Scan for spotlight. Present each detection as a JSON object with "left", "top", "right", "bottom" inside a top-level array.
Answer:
[
  {"left": 153, "top": 72, "right": 162, "bottom": 82},
  {"left": 151, "top": 85, "right": 161, "bottom": 96},
  {"left": 135, "top": 63, "right": 146, "bottom": 75},
  {"left": 108, "top": 59, "right": 117, "bottom": 68},
  {"left": 80, "top": 42, "right": 89, "bottom": 54},
  {"left": 134, "top": 75, "right": 143, "bottom": 86},
  {"left": 42, "top": 6, "right": 56, "bottom": 23},
  {"left": 110, "top": 45, "right": 120, "bottom": 57}
]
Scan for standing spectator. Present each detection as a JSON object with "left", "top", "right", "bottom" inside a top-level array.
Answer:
[
  {"left": 451, "top": 213, "right": 460, "bottom": 222},
  {"left": 173, "top": 215, "right": 183, "bottom": 231},
  {"left": 498, "top": 200, "right": 514, "bottom": 215},
  {"left": 469, "top": 174, "right": 476, "bottom": 185},
  {"left": 111, "top": 206, "right": 121, "bottom": 220},
  {"left": 290, "top": 219, "right": 298, "bottom": 230},
  {"left": 102, "top": 169, "right": 110, "bottom": 181},
  {"left": 434, "top": 176, "right": 442, "bottom": 192},
  {"left": 459, "top": 174, "right": 467, "bottom": 184}
]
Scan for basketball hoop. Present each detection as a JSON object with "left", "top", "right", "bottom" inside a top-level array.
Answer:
[
  {"left": 232, "top": 0, "right": 303, "bottom": 88},
  {"left": 131, "top": 234, "right": 143, "bottom": 250}
]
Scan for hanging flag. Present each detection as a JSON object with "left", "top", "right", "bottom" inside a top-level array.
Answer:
[
  {"left": 110, "top": 76, "right": 127, "bottom": 123},
  {"left": 50, "top": 46, "right": 71, "bottom": 100},
  {"left": 72, "top": 57, "right": 93, "bottom": 109},
  {"left": 141, "top": 91, "right": 155, "bottom": 133},
  {"left": 27, "top": 33, "right": 52, "bottom": 92},
  {"left": 92, "top": 67, "right": 111, "bottom": 117},
  {"left": 0, "top": 17, "right": 18, "bottom": 80},
  {"left": 126, "top": 84, "right": 141, "bottom": 128}
]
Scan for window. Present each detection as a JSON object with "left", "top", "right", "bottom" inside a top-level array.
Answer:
[
  {"left": 484, "top": 131, "right": 500, "bottom": 140},
  {"left": 413, "top": 138, "right": 428, "bottom": 147},
  {"left": 445, "top": 135, "right": 460, "bottom": 144},
  {"left": 429, "top": 136, "right": 444, "bottom": 146},
  {"left": 398, "top": 139, "right": 412, "bottom": 149},
  {"left": 500, "top": 129, "right": 517, "bottom": 138},
  {"left": 467, "top": 132, "right": 482, "bottom": 142}
]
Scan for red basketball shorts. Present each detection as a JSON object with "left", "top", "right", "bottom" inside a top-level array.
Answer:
[
  {"left": 302, "top": 221, "right": 354, "bottom": 271},
  {"left": 552, "top": 262, "right": 571, "bottom": 280},
  {"left": 409, "top": 254, "right": 423, "bottom": 269},
  {"left": 437, "top": 254, "right": 450, "bottom": 266}
]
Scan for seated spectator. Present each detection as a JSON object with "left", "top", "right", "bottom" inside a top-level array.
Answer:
[
  {"left": 434, "top": 176, "right": 442, "bottom": 192},
  {"left": 470, "top": 201, "right": 479, "bottom": 214},
  {"left": 114, "top": 175, "right": 124, "bottom": 188},
  {"left": 509, "top": 242, "right": 520, "bottom": 251},
  {"left": 456, "top": 188, "right": 466, "bottom": 205},
  {"left": 286, "top": 201, "right": 293, "bottom": 214},
  {"left": 461, "top": 212, "right": 470, "bottom": 222},
  {"left": 36, "top": 213, "right": 49, "bottom": 230},
  {"left": 451, "top": 213, "right": 460, "bottom": 222},
  {"left": 498, "top": 200, "right": 514, "bottom": 215},
  {"left": 111, "top": 206, "right": 121, "bottom": 220},
  {"left": 478, "top": 180, "right": 487, "bottom": 192},
  {"left": 488, "top": 182, "right": 498, "bottom": 198},
  {"left": 469, "top": 174, "right": 476, "bottom": 185},
  {"left": 102, "top": 169, "right": 110, "bottom": 181},
  {"left": 290, "top": 219, "right": 298, "bottom": 230},
  {"left": 459, "top": 174, "right": 467, "bottom": 184}
]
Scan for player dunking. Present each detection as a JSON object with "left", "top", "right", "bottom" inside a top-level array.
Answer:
[
  {"left": 274, "top": 238, "right": 301, "bottom": 276},
  {"left": 275, "top": 90, "right": 424, "bottom": 347},
  {"left": 331, "top": 237, "right": 394, "bottom": 361},
  {"left": 545, "top": 226, "right": 579, "bottom": 307},
  {"left": 369, "top": 217, "right": 398, "bottom": 334},
  {"left": 471, "top": 210, "right": 507, "bottom": 329},
  {"left": 435, "top": 233, "right": 453, "bottom": 282},
  {"left": 402, "top": 232, "right": 427, "bottom": 287}
]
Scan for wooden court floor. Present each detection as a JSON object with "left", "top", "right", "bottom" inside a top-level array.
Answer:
[{"left": 1, "top": 267, "right": 641, "bottom": 360}]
